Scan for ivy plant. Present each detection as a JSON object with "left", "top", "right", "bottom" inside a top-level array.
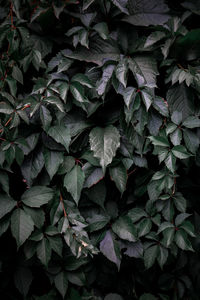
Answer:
[{"left": 0, "top": 0, "right": 200, "bottom": 299}]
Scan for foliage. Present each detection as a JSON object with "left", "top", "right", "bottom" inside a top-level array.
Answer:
[{"left": 0, "top": 0, "right": 200, "bottom": 299}]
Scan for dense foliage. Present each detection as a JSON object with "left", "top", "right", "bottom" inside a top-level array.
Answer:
[{"left": 0, "top": 0, "right": 200, "bottom": 299}]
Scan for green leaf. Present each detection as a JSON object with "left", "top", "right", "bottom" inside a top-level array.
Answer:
[
  {"left": 171, "top": 145, "right": 191, "bottom": 159},
  {"left": 37, "top": 238, "right": 52, "bottom": 266},
  {"left": 97, "top": 64, "right": 115, "bottom": 96},
  {"left": 14, "top": 267, "right": 33, "bottom": 297},
  {"left": 0, "top": 102, "right": 13, "bottom": 114},
  {"left": 85, "top": 180, "right": 106, "bottom": 209},
  {"left": 170, "top": 128, "right": 182, "bottom": 146},
  {"left": 44, "top": 150, "right": 64, "bottom": 179},
  {"left": 122, "top": 86, "right": 137, "bottom": 108},
  {"left": 180, "top": 220, "right": 195, "bottom": 237},
  {"left": 11, "top": 208, "right": 34, "bottom": 248},
  {"left": 57, "top": 156, "right": 75, "bottom": 175},
  {"left": 164, "top": 152, "right": 176, "bottom": 173},
  {"left": 0, "top": 194, "right": 16, "bottom": 219},
  {"left": 64, "top": 165, "right": 85, "bottom": 205},
  {"left": 175, "top": 229, "right": 194, "bottom": 251},
  {"left": 144, "top": 31, "right": 166, "bottom": 48},
  {"left": 138, "top": 218, "right": 152, "bottom": 237},
  {"left": 149, "top": 136, "right": 169, "bottom": 147},
  {"left": 54, "top": 271, "right": 68, "bottom": 299},
  {"left": 40, "top": 105, "right": 52, "bottom": 130},
  {"left": 71, "top": 73, "right": 94, "bottom": 88},
  {"left": 144, "top": 245, "right": 159, "bottom": 269},
  {"left": 115, "top": 58, "right": 128, "bottom": 87},
  {"left": 175, "top": 213, "right": 191, "bottom": 226},
  {"left": 12, "top": 66, "right": 23, "bottom": 84},
  {"left": 128, "top": 56, "right": 158, "bottom": 88},
  {"left": 21, "top": 186, "right": 54, "bottom": 208},
  {"left": 153, "top": 97, "right": 169, "bottom": 117},
  {"left": 140, "top": 88, "right": 153, "bottom": 111},
  {"left": 93, "top": 22, "right": 109, "bottom": 40},
  {"left": 89, "top": 125, "right": 120, "bottom": 174},
  {"left": 123, "top": 0, "right": 169, "bottom": 26},
  {"left": 157, "top": 222, "right": 174, "bottom": 234},
  {"left": 183, "top": 129, "right": 200, "bottom": 153},
  {"left": 111, "top": 0, "right": 129, "bottom": 14},
  {"left": 70, "top": 81, "right": 86, "bottom": 103},
  {"left": 182, "top": 116, "right": 200, "bottom": 128},
  {"left": 139, "top": 294, "right": 157, "bottom": 300},
  {"left": 112, "top": 216, "right": 137, "bottom": 242},
  {"left": 173, "top": 193, "right": 186, "bottom": 213},
  {"left": 100, "top": 230, "right": 121, "bottom": 270},
  {"left": 167, "top": 84, "right": 195, "bottom": 119},
  {"left": 47, "top": 125, "right": 71, "bottom": 152},
  {"left": 162, "top": 227, "right": 175, "bottom": 247},
  {"left": 109, "top": 163, "right": 127, "bottom": 194},
  {"left": 157, "top": 246, "right": 168, "bottom": 268},
  {"left": 105, "top": 294, "right": 124, "bottom": 300},
  {"left": 0, "top": 171, "right": 9, "bottom": 195},
  {"left": 128, "top": 208, "right": 148, "bottom": 222}
]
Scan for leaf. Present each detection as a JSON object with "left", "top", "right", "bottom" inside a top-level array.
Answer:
[
  {"left": 70, "top": 82, "right": 86, "bottom": 103},
  {"left": 139, "top": 294, "right": 157, "bottom": 300},
  {"left": 71, "top": 73, "right": 94, "bottom": 88},
  {"left": 124, "top": 0, "right": 169, "bottom": 26},
  {"left": 182, "top": 116, "right": 200, "bottom": 128},
  {"left": 40, "top": 106, "right": 52, "bottom": 130},
  {"left": 144, "top": 245, "right": 159, "bottom": 269},
  {"left": 37, "top": 238, "right": 52, "bottom": 266},
  {"left": 138, "top": 218, "right": 152, "bottom": 237},
  {"left": 12, "top": 66, "right": 23, "bottom": 84},
  {"left": 0, "top": 102, "right": 13, "bottom": 114},
  {"left": 100, "top": 230, "right": 121, "bottom": 270},
  {"left": 47, "top": 125, "right": 71, "bottom": 152},
  {"left": 175, "top": 229, "right": 194, "bottom": 251},
  {"left": 54, "top": 271, "right": 68, "bottom": 299},
  {"left": 140, "top": 88, "right": 153, "bottom": 111},
  {"left": 180, "top": 220, "right": 195, "bottom": 237},
  {"left": 21, "top": 186, "right": 54, "bottom": 208},
  {"left": 85, "top": 180, "right": 106, "bottom": 209},
  {"left": 173, "top": 193, "right": 186, "bottom": 213},
  {"left": 93, "top": 22, "right": 109, "bottom": 40},
  {"left": 11, "top": 208, "right": 34, "bottom": 248},
  {"left": 0, "top": 171, "right": 9, "bottom": 194},
  {"left": 149, "top": 136, "right": 169, "bottom": 147},
  {"left": 171, "top": 145, "right": 191, "bottom": 159},
  {"left": 115, "top": 58, "right": 128, "bottom": 87},
  {"left": 105, "top": 294, "right": 124, "bottom": 300},
  {"left": 112, "top": 216, "right": 137, "bottom": 242},
  {"left": 121, "top": 240, "right": 143, "bottom": 258},
  {"left": 164, "top": 152, "right": 176, "bottom": 173},
  {"left": 111, "top": 0, "right": 129, "bottom": 14},
  {"left": 144, "top": 31, "right": 166, "bottom": 48},
  {"left": 122, "top": 87, "right": 137, "bottom": 108},
  {"left": 97, "top": 64, "right": 116, "bottom": 96},
  {"left": 89, "top": 126, "right": 120, "bottom": 174},
  {"left": 162, "top": 227, "right": 175, "bottom": 247},
  {"left": 0, "top": 194, "right": 16, "bottom": 219},
  {"left": 167, "top": 84, "right": 195, "bottom": 119},
  {"left": 109, "top": 163, "right": 127, "bottom": 194},
  {"left": 128, "top": 208, "right": 147, "bottom": 222},
  {"left": 153, "top": 97, "right": 169, "bottom": 117},
  {"left": 171, "top": 29, "right": 200, "bottom": 61},
  {"left": 14, "top": 267, "right": 33, "bottom": 297},
  {"left": 44, "top": 150, "right": 64, "bottom": 179},
  {"left": 183, "top": 129, "right": 200, "bottom": 153},
  {"left": 129, "top": 56, "right": 158, "bottom": 88},
  {"left": 64, "top": 165, "right": 85, "bottom": 205}
]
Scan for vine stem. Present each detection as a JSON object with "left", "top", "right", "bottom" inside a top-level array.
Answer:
[{"left": 60, "top": 193, "right": 67, "bottom": 217}]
